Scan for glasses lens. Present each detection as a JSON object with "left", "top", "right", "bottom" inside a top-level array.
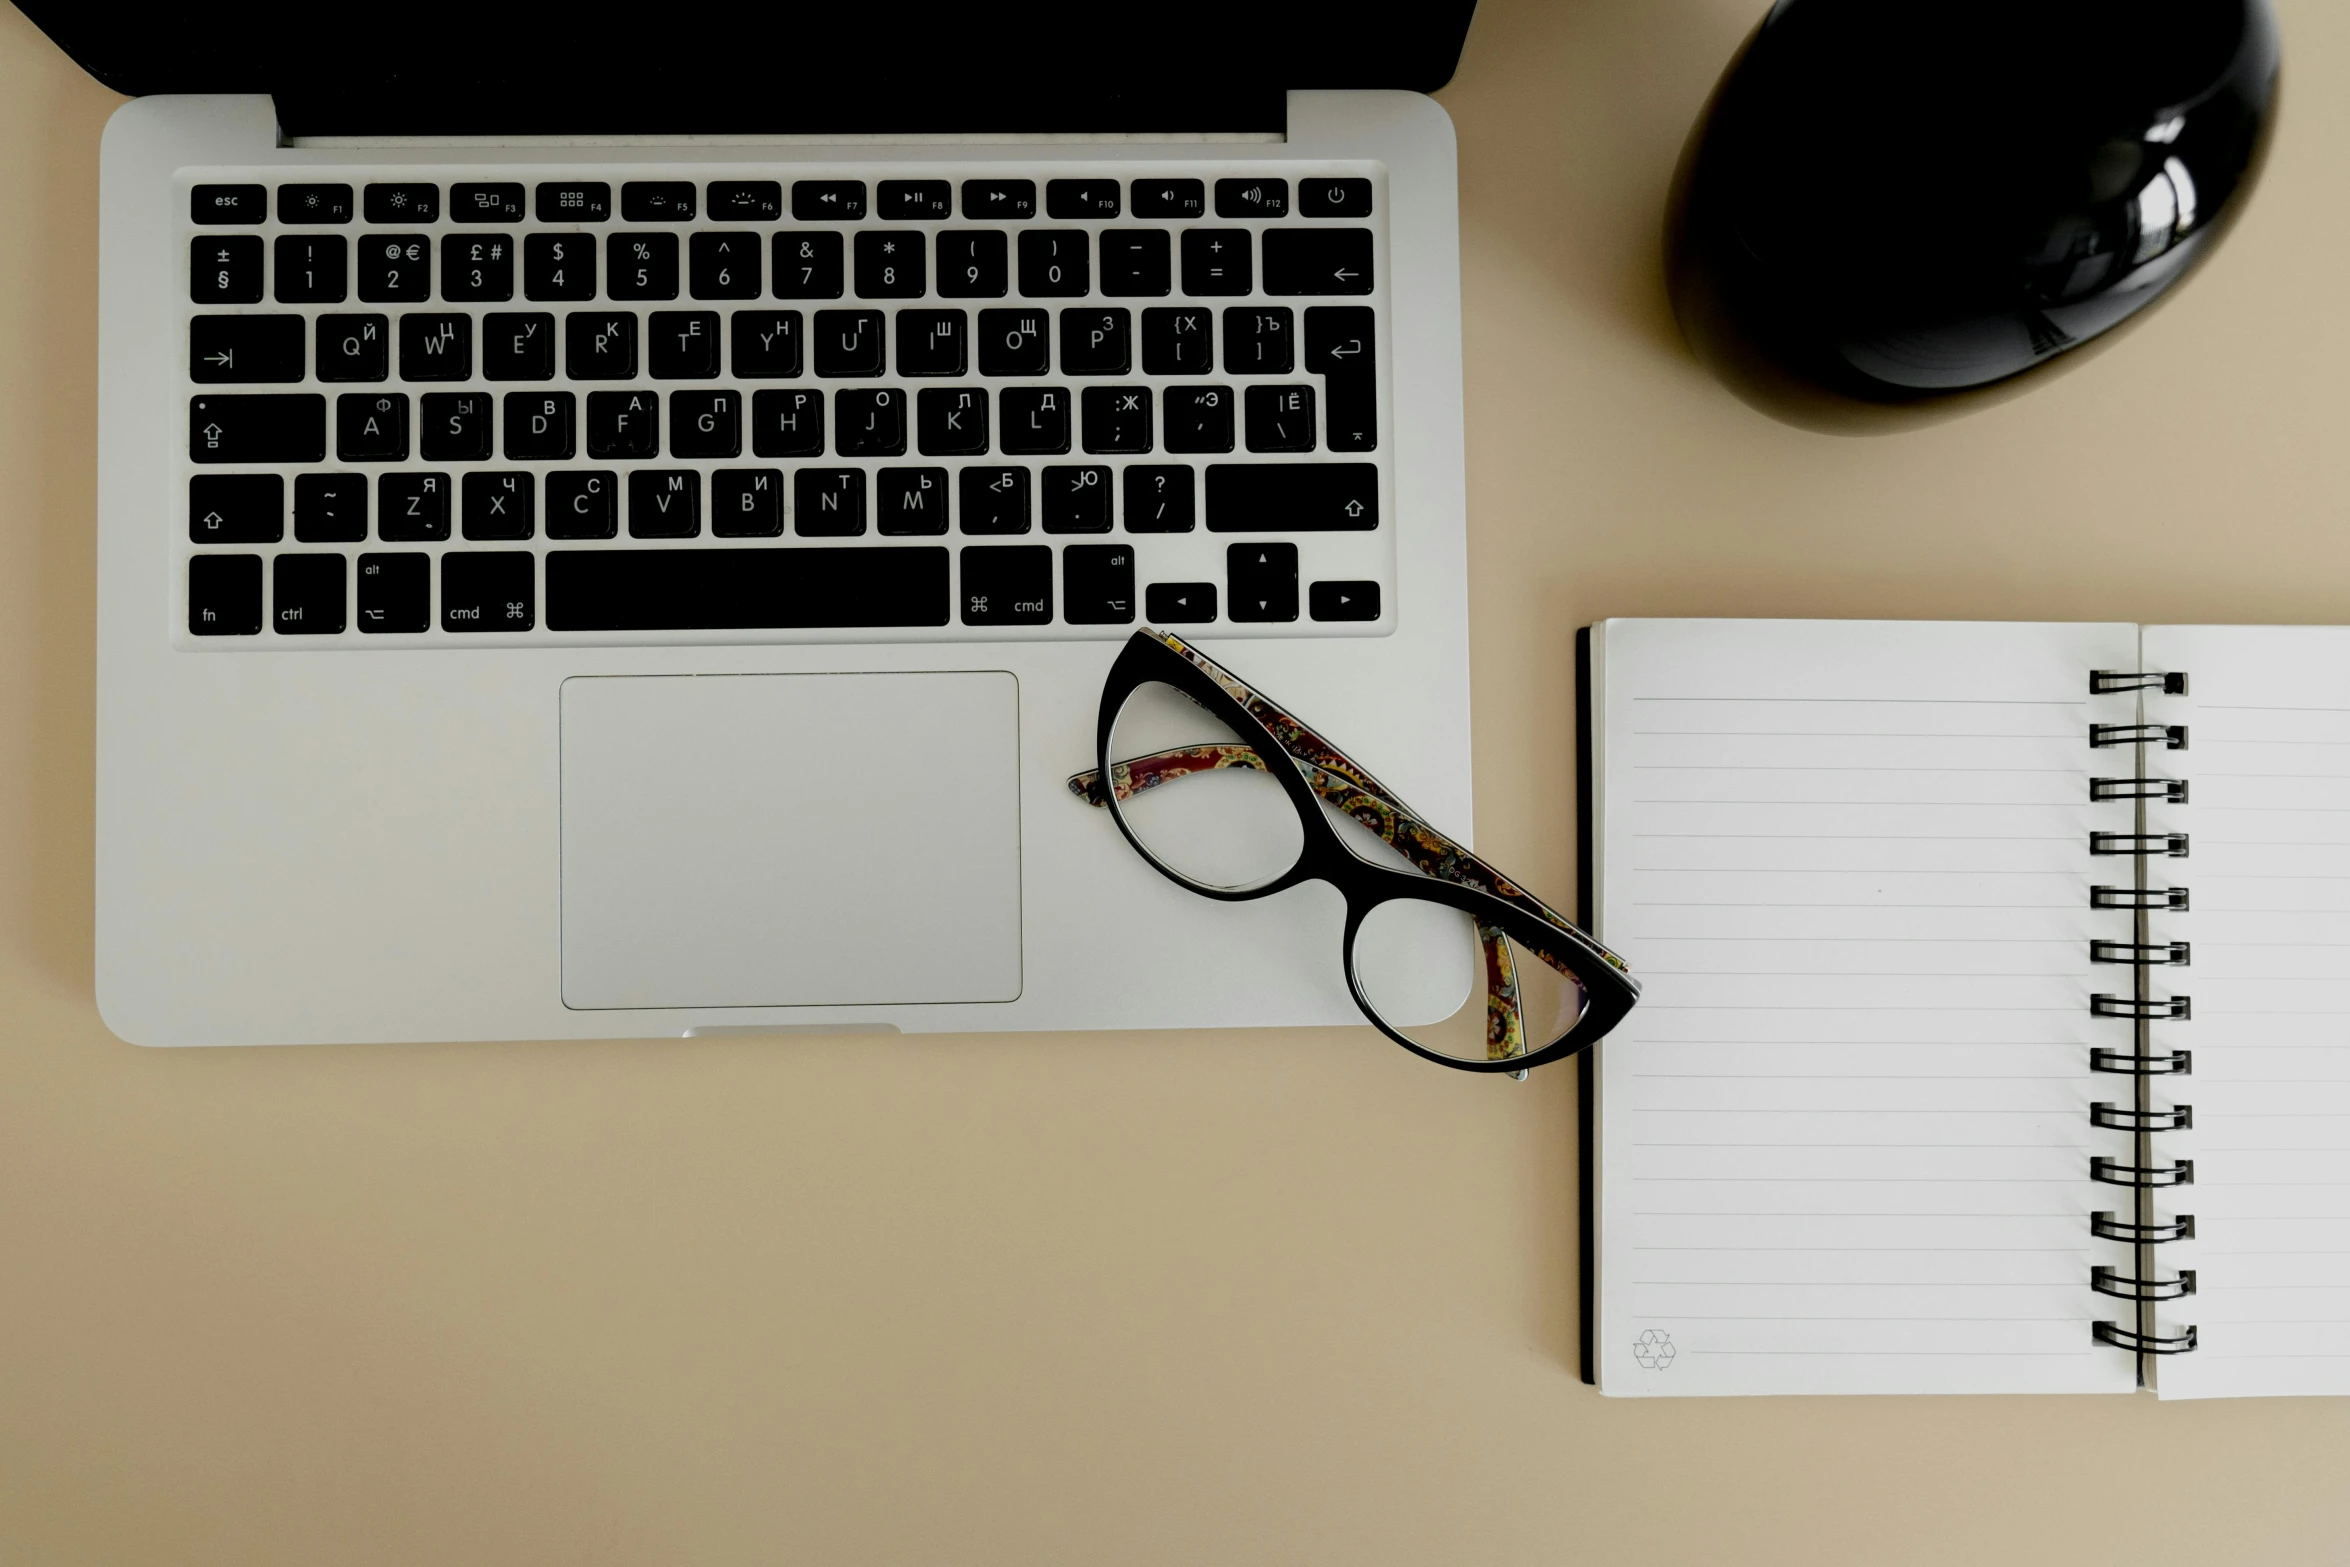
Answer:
[
  {"left": 1105, "top": 679, "right": 1305, "bottom": 892},
  {"left": 1350, "top": 897, "right": 1587, "bottom": 1066}
]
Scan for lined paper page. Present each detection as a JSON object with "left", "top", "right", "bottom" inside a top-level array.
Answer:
[
  {"left": 1591, "top": 620, "right": 2139, "bottom": 1396},
  {"left": 2144, "top": 625, "right": 2350, "bottom": 1399}
]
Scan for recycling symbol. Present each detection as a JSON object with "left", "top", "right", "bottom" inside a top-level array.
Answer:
[{"left": 1632, "top": 1329, "right": 1678, "bottom": 1370}]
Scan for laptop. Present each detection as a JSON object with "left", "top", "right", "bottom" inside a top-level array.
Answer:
[{"left": 23, "top": 3, "right": 1481, "bottom": 1046}]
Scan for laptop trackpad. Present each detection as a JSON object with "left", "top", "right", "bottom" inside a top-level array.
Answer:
[{"left": 559, "top": 672, "right": 1022, "bottom": 1010}]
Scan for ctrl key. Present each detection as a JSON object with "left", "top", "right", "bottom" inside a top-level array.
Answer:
[
  {"left": 188, "top": 553, "right": 262, "bottom": 636},
  {"left": 357, "top": 552, "right": 431, "bottom": 633},
  {"left": 442, "top": 551, "right": 536, "bottom": 632}
]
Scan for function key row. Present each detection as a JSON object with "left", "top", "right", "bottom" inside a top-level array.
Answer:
[
  {"left": 193, "top": 177, "right": 1374, "bottom": 228},
  {"left": 188, "top": 543, "right": 1378, "bottom": 637}
]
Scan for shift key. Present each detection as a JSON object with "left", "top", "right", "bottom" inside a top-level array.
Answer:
[
  {"left": 188, "top": 393, "right": 326, "bottom": 463},
  {"left": 1205, "top": 463, "right": 1377, "bottom": 531}
]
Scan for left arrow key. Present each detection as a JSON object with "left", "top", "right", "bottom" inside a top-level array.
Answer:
[{"left": 189, "top": 314, "right": 306, "bottom": 383}]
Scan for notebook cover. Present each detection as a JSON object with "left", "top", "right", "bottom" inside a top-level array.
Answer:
[{"left": 1577, "top": 623, "right": 1597, "bottom": 1385}]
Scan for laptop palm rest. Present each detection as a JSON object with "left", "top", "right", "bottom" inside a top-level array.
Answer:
[{"left": 559, "top": 671, "right": 1022, "bottom": 1011}]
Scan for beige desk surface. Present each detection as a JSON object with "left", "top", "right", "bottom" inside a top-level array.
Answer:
[{"left": 5, "top": 3, "right": 2348, "bottom": 1562}]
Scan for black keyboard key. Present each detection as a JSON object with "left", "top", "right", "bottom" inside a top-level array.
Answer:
[
  {"left": 896, "top": 309, "right": 968, "bottom": 376},
  {"left": 1224, "top": 306, "right": 1294, "bottom": 374},
  {"left": 1164, "top": 385, "right": 1234, "bottom": 452},
  {"left": 978, "top": 308, "right": 1050, "bottom": 375},
  {"left": 378, "top": 474, "right": 451, "bottom": 542},
  {"left": 621, "top": 181, "right": 696, "bottom": 222},
  {"left": 1142, "top": 307, "right": 1213, "bottom": 374},
  {"left": 878, "top": 467, "right": 949, "bottom": 535},
  {"left": 1048, "top": 179, "right": 1121, "bottom": 220},
  {"left": 1124, "top": 465, "right": 1195, "bottom": 532},
  {"left": 357, "top": 235, "right": 431, "bottom": 302},
  {"left": 629, "top": 470, "right": 701, "bottom": 538},
  {"left": 708, "top": 180, "right": 783, "bottom": 221},
  {"left": 547, "top": 546, "right": 949, "bottom": 631},
  {"left": 316, "top": 314, "right": 389, "bottom": 382},
  {"left": 1081, "top": 385, "right": 1151, "bottom": 453},
  {"left": 356, "top": 552, "right": 430, "bottom": 632},
  {"left": 1205, "top": 462, "right": 1377, "bottom": 530},
  {"left": 462, "top": 472, "right": 534, "bottom": 540},
  {"left": 1131, "top": 179, "right": 1204, "bottom": 219},
  {"left": 295, "top": 473, "right": 368, "bottom": 542},
  {"left": 609, "top": 232, "right": 679, "bottom": 299},
  {"left": 483, "top": 311, "right": 556, "bottom": 381},
  {"left": 364, "top": 184, "right": 438, "bottom": 224},
  {"left": 961, "top": 179, "right": 1036, "bottom": 220},
  {"left": 711, "top": 468, "right": 784, "bottom": 537},
  {"left": 795, "top": 469, "right": 867, "bottom": 536},
  {"left": 378, "top": 472, "right": 451, "bottom": 540},
  {"left": 1310, "top": 580, "right": 1380, "bottom": 621},
  {"left": 1300, "top": 178, "right": 1374, "bottom": 218},
  {"left": 1304, "top": 305, "right": 1377, "bottom": 452},
  {"left": 937, "top": 231, "right": 1008, "bottom": 298},
  {"left": 188, "top": 554, "right": 262, "bottom": 636},
  {"left": 879, "top": 179, "right": 953, "bottom": 220},
  {"left": 670, "top": 389, "right": 741, "bottom": 457},
  {"left": 586, "top": 390, "right": 659, "bottom": 457},
  {"left": 566, "top": 311, "right": 639, "bottom": 378},
  {"left": 188, "top": 473, "right": 282, "bottom": 543},
  {"left": 1063, "top": 543, "right": 1136, "bottom": 625},
  {"left": 752, "top": 388, "right": 824, "bottom": 456},
  {"left": 420, "top": 391, "right": 493, "bottom": 460},
  {"left": 834, "top": 387, "right": 905, "bottom": 456},
  {"left": 335, "top": 392, "right": 408, "bottom": 461},
  {"left": 773, "top": 232, "right": 845, "bottom": 298},
  {"left": 812, "top": 308, "right": 886, "bottom": 376},
  {"left": 189, "top": 393, "right": 326, "bottom": 463},
  {"left": 1000, "top": 386, "right": 1071, "bottom": 454},
  {"left": 546, "top": 471, "right": 618, "bottom": 538},
  {"left": 398, "top": 313, "right": 472, "bottom": 381},
  {"left": 273, "top": 234, "right": 347, "bottom": 303},
  {"left": 1060, "top": 308, "right": 1130, "bottom": 375},
  {"left": 918, "top": 387, "right": 988, "bottom": 456},
  {"left": 731, "top": 310, "right": 802, "bottom": 377},
  {"left": 1228, "top": 541, "right": 1299, "bottom": 622},
  {"left": 690, "top": 231, "right": 762, "bottom": 299},
  {"left": 1263, "top": 229, "right": 1373, "bottom": 295},
  {"left": 503, "top": 391, "right": 575, "bottom": 459},
  {"left": 959, "top": 467, "right": 1029, "bottom": 534},
  {"left": 190, "top": 314, "right": 304, "bottom": 383},
  {"left": 1100, "top": 230, "right": 1171, "bottom": 297},
  {"left": 649, "top": 310, "right": 721, "bottom": 378},
  {"left": 793, "top": 180, "right": 866, "bottom": 221},
  {"left": 1214, "top": 178, "right": 1289, "bottom": 218},
  {"left": 1145, "top": 582, "right": 1215, "bottom": 623},
  {"left": 441, "top": 233, "right": 514, "bottom": 301},
  {"left": 441, "top": 551, "right": 535, "bottom": 632},
  {"left": 192, "top": 184, "right": 265, "bottom": 224},
  {"left": 278, "top": 183, "right": 352, "bottom": 223},
  {"left": 853, "top": 231, "right": 924, "bottom": 298},
  {"left": 1042, "top": 464, "right": 1112, "bottom": 533},
  {"left": 1018, "top": 230, "right": 1088, "bottom": 297},
  {"left": 959, "top": 546, "right": 1051, "bottom": 625},
  {"left": 1180, "top": 230, "right": 1251, "bottom": 296},
  {"left": 535, "top": 181, "right": 610, "bottom": 222},
  {"left": 191, "top": 236, "right": 261, "bottom": 304},
  {"left": 1244, "top": 384, "right": 1316, "bottom": 452},
  {"left": 450, "top": 183, "right": 524, "bottom": 223},
  {"left": 523, "top": 232, "right": 597, "bottom": 300}
]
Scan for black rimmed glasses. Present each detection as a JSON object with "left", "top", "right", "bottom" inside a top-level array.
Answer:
[{"left": 1069, "top": 629, "right": 1641, "bottom": 1074}]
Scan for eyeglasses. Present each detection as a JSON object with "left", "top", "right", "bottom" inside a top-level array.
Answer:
[{"left": 1068, "top": 629, "right": 1641, "bottom": 1075}]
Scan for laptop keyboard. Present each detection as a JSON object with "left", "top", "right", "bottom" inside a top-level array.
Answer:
[{"left": 179, "top": 167, "right": 1391, "bottom": 644}]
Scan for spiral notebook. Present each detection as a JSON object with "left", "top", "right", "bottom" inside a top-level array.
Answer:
[{"left": 1577, "top": 619, "right": 2350, "bottom": 1398}]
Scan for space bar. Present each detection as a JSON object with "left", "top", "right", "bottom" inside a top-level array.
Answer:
[{"left": 546, "top": 547, "right": 952, "bottom": 631}]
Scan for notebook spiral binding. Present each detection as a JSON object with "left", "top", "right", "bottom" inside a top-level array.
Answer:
[{"left": 2088, "top": 669, "right": 2198, "bottom": 1359}]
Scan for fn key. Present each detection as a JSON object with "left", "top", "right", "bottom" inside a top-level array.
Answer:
[{"left": 442, "top": 551, "right": 535, "bottom": 632}]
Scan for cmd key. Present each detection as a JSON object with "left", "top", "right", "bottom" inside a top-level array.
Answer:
[{"left": 189, "top": 394, "right": 326, "bottom": 463}]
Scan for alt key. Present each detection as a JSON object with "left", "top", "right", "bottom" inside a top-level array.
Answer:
[{"left": 357, "top": 552, "right": 431, "bottom": 633}]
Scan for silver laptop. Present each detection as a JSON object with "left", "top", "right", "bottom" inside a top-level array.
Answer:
[{"left": 35, "top": 5, "right": 1480, "bottom": 1045}]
